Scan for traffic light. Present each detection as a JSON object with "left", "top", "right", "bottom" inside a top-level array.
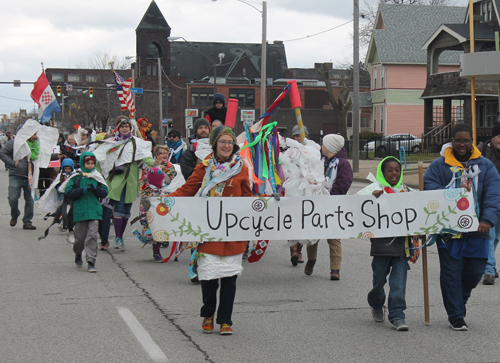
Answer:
[
  {"left": 89, "top": 87, "right": 94, "bottom": 98},
  {"left": 168, "top": 121, "right": 173, "bottom": 128},
  {"left": 56, "top": 86, "right": 61, "bottom": 97}
]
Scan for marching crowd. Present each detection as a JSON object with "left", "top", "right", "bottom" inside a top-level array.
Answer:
[{"left": 1, "top": 93, "right": 500, "bottom": 336}]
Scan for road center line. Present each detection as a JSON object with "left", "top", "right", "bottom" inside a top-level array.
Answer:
[{"left": 117, "top": 307, "right": 169, "bottom": 363}]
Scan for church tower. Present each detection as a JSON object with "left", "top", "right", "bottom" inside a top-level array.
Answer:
[{"left": 136, "top": 0, "right": 171, "bottom": 77}]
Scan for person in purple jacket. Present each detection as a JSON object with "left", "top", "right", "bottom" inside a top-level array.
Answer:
[{"left": 304, "top": 134, "right": 353, "bottom": 280}]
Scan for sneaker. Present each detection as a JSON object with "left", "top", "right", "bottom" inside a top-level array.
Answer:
[
  {"left": 58, "top": 225, "right": 67, "bottom": 233},
  {"left": 154, "top": 254, "right": 164, "bottom": 263},
  {"left": 114, "top": 238, "right": 125, "bottom": 251},
  {"left": 483, "top": 275, "right": 495, "bottom": 285},
  {"left": 391, "top": 319, "right": 409, "bottom": 331},
  {"left": 23, "top": 224, "right": 36, "bottom": 230},
  {"left": 66, "top": 232, "right": 75, "bottom": 244},
  {"left": 202, "top": 315, "right": 214, "bottom": 333},
  {"left": 100, "top": 242, "right": 109, "bottom": 251},
  {"left": 330, "top": 270, "right": 340, "bottom": 280},
  {"left": 371, "top": 307, "right": 385, "bottom": 322},
  {"left": 88, "top": 262, "right": 97, "bottom": 273},
  {"left": 75, "top": 254, "right": 83, "bottom": 267},
  {"left": 304, "top": 260, "right": 316, "bottom": 275},
  {"left": 10, "top": 217, "right": 17, "bottom": 227},
  {"left": 220, "top": 323, "right": 233, "bottom": 335},
  {"left": 291, "top": 254, "right": 299, "bottom": 267},
  {"left": 449, "top": 318, "right": 468, "bottom": 331}
]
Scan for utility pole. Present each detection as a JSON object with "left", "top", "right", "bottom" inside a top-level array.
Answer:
[
  {"left": 352, "top": 0, "right": 360, "bottom": 172},
  {"left": 260, "top": 0, "right": 267, "bottom": 116},
  {"left": 158, "top": 57, "right": 164, "bottom": 143}
]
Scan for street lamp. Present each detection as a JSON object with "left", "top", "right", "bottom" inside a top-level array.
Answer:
[{"left": 211, "top": 0, "right": 267, "bottom": 115}]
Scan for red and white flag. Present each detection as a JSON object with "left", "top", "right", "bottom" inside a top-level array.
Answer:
[
  {"left": 113, "top": 70, "right": 135, "bottom": 116},
  {"left": 30, "top": 71, "right": 61, "bottom": 123}
]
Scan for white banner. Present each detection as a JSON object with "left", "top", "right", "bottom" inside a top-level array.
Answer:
[{"left": 148, "top": 189, "right": 478, "bottom": 242}]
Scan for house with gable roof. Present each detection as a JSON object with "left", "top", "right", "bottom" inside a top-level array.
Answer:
[
  {"left": 365, "top": 4, "right": 466, "bottom": 137},
  {"left": 421, "top": 0, "right": 500, "bottom": 140}
]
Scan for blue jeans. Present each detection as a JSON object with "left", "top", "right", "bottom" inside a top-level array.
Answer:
[
  {"left": 367, "top": 256, "right": 408, "bottom": 322},
  {"left": 8, "top": 176, "right": 34, "bottom": 225},
  {"left": 437, "top": 247, "right": 486, "bottom": 320},
  {"left": 98, "top": 205, "right": 113, "bottom": 243},
  {"left": 110, "top": 188, "right": 132, "bottom": 218},
  {"left": 485, "top": 223, "right": 500, "bottom": 276}
]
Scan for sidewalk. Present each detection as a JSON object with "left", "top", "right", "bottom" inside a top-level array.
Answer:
[{"left": 350, "top": 158, "right": 434, "bottom": 189}]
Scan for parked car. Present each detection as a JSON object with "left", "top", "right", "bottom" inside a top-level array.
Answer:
[{"left": 364, "top": 133, "right": 422, "bottom": 153}]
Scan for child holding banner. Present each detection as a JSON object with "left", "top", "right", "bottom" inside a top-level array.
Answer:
[{"left": 358, "top": 156, "right": 418, "bottom": 331}]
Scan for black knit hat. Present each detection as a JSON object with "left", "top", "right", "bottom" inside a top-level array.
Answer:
[
  {"left": 194, "top": 118, "right": 210, "bottom": 133},
  {"left": 213, "top": 93, "right": 225, "bottom": 107},
  {"left": 167, "top": 129, "right": 181, "bottom": 138},
  {"left": 492, "top": 122, "right": 500, "bottom": 138}
]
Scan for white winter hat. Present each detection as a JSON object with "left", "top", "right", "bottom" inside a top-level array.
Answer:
[{"left": 323, "top": 134, "right": 345, "bottom": 154}]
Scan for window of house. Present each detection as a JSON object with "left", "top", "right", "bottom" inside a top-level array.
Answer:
[
  {"left": 380, "top": 67, "right": 385, "bottom": 88},
  {"left": 229, "top": 88, "right": 255, "bottom": 107},
  {"left": 482, "top": 1, "right": 492, "bottom": 21},
  {"left": 86, "top": 74, "right": 98, "bottom": 82},
  {"left": 361, "top": 116, "right": 370, "bottom": 128},
  {"left": 373, "top": 67, "right": 377, "bottom": 89},
  {"left": 373, "top": 106, "right": 377, "bottom": 132},
  {"left": 191, "top": 88, "right": 214, "bottom": 107},
  {"left": 68, "top": 73, "right": 82, "bottom": 82},
  {"left": 52, "top": 73, "right": 64, "bottom": 82},
  {"left": 380, "top": 105, "right": 384, "bottom": 133},
  {"left": 347, "top": 113, "right": 353, "bottom": 128},
  {"left": 477, "top": 100, "right": 498, "bottom": 127}
]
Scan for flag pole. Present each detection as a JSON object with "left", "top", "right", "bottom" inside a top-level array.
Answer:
[
  {"left": 418, "top": 161, "right": 430, "bottom": 325},
  {"left": 41, "top": 62, "right": 44, "bottom": 72}
]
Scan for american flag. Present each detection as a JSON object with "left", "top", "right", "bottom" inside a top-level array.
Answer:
[{"left": 113, "top": 70, "right": 135, "bottom": 116}]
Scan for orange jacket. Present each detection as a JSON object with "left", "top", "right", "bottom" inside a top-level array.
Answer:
[{"left": 169, "top": 157, "right": 253, "bottom": 256}]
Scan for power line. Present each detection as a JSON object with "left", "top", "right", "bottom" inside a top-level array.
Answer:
[{"left": 0, "top": 94, "right": 33, "bottom": 103}]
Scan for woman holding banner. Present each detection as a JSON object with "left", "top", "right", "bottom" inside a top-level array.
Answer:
[{"left": 168, "top": 126, "right": 253, "bottom": 335}]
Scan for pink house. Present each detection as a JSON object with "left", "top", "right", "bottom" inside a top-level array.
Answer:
[{"left": 365, "top": 4, "right": 466, "bottom": 136}]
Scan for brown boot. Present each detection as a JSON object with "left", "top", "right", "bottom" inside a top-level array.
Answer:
[
  {"left": 330, "top": 270, "right": 340, "bottom": 280},
  {"left": 290, "top": 243, "right": 299, "bottom": 266},
  {"left": 304, "top": 260, "right": 316, "bottom": 275},
  {"left": 297, "top": 243, "right": 304, "bottom": 263}
]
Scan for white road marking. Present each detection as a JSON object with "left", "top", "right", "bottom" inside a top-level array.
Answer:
[{"left": 117, "top": 307, "right": 169, "bottom": 363}]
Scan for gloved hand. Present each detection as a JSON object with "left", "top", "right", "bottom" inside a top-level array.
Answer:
[
  {"left": 89, "top": 184, "right": 97, "bottom": 190},
  {"left": 271, "top": 192, "right": 281, "bottom": 201},
  {"left": 83, "top": 187, "right": 89, "bottom": 194}
]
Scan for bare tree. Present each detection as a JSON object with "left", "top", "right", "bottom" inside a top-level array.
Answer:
[{"left": 75, "top": 51, "right": 131, "bottom": 70}]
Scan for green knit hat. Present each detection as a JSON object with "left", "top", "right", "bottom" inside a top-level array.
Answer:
[{"left": 209, "top": 126, "right": 236, "bottom": 147}]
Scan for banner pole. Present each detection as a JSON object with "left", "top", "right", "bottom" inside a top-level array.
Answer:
[{"left": 418, "top": 161, "right": 430, "bottom": 325}]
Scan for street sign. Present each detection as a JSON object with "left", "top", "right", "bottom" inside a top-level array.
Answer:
[
  {"left": 186, "top": 116, "right": 193, "bottom": 128},
  {"left": 130, "top": 88, "right": 143, "bottom": 94},
  {"left": 185, "top": 109, "right": 198, "bottom": 117},
  {"left": 241, "top": 109, "right": 255, "bottom": 126},
  {"left": 241, "top": 110, "right": 255, "bottom": 122},
  {"left": 66, "top": 84, "right": 73, "bottom": 91}
]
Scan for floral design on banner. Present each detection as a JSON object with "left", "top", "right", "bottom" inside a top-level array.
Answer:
[
  {"left": 456, "top": 197, "right": 469, "bottom": 211},
  {"left": 427, "top": 200, "right": 439, "bottom": 212},
  {"left": 444, "top": 188, "right": 460, "bottom": 201},
  {"left": 458, "top": 215, "right": 473, "bottom": 229}
]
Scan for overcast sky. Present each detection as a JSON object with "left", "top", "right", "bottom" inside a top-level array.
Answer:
[{"left": 0, "top": 0, "right": 469, "bottom": 116}]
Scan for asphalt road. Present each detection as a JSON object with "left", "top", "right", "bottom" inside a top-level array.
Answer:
[{"left": 1, "top": 172, "right": 499, "bottom": 363}]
